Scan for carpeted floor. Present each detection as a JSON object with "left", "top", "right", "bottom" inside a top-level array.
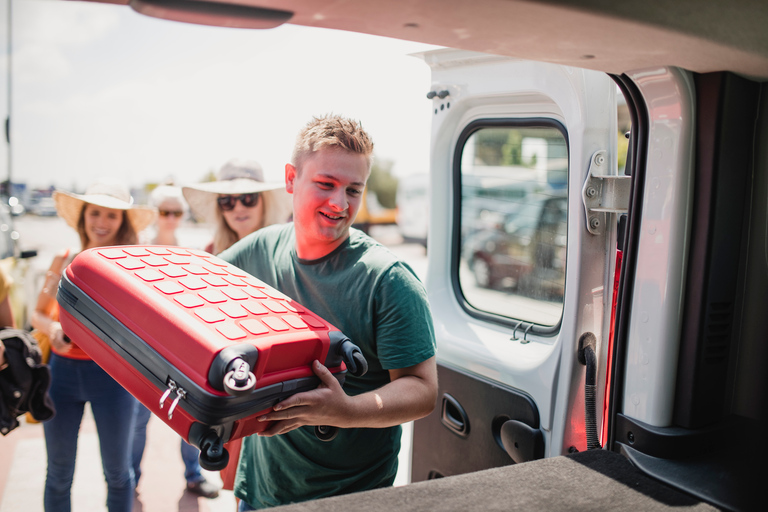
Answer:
[{"left": 268, "top": 450, "right": 719, "bottom": 511}]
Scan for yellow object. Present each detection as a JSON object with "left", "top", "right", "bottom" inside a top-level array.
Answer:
[{"left": 353, "top": 187, "right": 397, "bottom": 233}]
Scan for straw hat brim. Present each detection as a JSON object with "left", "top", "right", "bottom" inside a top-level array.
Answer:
[
  {"left": 53, "top": 190, "right": 156, "bottom": 233},
  {"left": 182, "top": 179, "right": 292, "bottom": 225}
]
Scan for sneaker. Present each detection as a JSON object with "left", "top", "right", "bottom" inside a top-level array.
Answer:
[{"left": 186, "top": 478, "right": 220, "bottom": 499}]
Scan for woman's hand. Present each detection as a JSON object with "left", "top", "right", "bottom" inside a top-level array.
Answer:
[{"left": 48, "top": 321, "right": 71, "bottom": 354}]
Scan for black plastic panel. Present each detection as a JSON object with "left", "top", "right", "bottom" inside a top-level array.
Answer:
[
  {"left": 411, "top": 363, "right": 541, "bottom": 482},
  {"left": 675, "top": 72, "right": 761, "bottom": 428}
]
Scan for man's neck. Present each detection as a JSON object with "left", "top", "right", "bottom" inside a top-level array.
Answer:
[{"left": 294, "top": 232, "right": 350, "bottom": 261}]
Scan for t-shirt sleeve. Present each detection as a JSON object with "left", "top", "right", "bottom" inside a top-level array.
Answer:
[{"left": 373, "top": 262, "right": 436, "bottom": 370}]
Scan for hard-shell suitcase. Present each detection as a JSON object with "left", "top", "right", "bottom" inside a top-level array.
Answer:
[{"left": 56, "top": 245, "right": 366, "bottom": 469}]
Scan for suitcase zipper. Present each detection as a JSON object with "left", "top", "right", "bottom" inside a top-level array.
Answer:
[{"left": 159, "top": 378, "right": 187, "bottom": 420}]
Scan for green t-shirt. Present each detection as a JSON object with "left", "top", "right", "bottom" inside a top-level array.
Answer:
[{"left": 219, "top": 224, "right": 436, "bottom": 508}]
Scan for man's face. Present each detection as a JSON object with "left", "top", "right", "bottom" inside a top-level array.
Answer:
[{"left": 286, "top": 148, "right": 369, "bottom": 260}]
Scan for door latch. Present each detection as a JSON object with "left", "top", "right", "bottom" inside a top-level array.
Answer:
[{"left": 582, "top": 150, "right": 630, "bottom": 235}]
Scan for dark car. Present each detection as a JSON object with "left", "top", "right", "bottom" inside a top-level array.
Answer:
[{"left": 467, "top": 193, "right": 566, "bottom": 300}]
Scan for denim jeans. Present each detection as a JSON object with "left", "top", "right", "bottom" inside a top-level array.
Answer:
[
  {"left": 43, "top": 354, "right": 137, "bottom": 512},
  {"left": 238, "top": 498, "right": 258, "bottom": 511},
  {"left": 132, "top": 402, "right": 204, "bottom": 484}
]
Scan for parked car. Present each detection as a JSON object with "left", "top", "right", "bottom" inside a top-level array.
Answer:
[
  {"left": 45, "top": 1, "right": 768, "bottom": 511},
  {"left": 467, "top": 192, "right": 566, "bottom": 300},
  {"left": 30, "top": 197, "right": 58, "bottom": 217},
  {"left": 352, "top": 187, "right": 398, "bottom": 234}
]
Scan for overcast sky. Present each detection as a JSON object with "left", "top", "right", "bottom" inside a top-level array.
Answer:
[{"left": 0, "top": 0, "right": 440, "bottom": 193}]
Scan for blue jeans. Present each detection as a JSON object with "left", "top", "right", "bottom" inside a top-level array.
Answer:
[
  {"left": 43, "top": 354, "right": 137, "bottom": 512},
  {"left": 238, "top": 499, "right": 258, "bottom": 511},
  {"left": 132, "top": 402, "right": 204, "bottom": 484}
]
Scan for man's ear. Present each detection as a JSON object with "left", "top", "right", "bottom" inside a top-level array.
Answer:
[{"left": 285, "top": 163, "right": 297, "bottom": 194}]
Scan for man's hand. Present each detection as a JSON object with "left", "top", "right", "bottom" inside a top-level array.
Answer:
[
  {"left": 257, "top": 360, "right": 353, "bottom": 436},
  {"left": 256, "top": 356, "right": 438, "bottom": 437}
]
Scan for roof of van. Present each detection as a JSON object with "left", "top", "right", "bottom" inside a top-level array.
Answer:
[{"left": 97, "top": 0, "right": 768, "bottom": 80}]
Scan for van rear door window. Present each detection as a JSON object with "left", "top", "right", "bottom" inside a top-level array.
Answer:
[{"left": 458, "top": 124, "right": 568, "bottom": 326}]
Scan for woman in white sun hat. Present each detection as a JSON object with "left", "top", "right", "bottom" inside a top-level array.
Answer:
[
  {"left": 132, "top": 183, "right": 222, "bottom": 498},
  {"left": 142, "top": 184, "right": 188, "bottom": 246},
  {"left": 30, "top": 181, "right": 154, "bottom": 512},
  {"left": 183, "top": 159, "right": 292, "bottom": 255}
]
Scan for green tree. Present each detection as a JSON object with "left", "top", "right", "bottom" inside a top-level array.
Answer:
[{"left": 367, "top": 157, "right": 399, "bottom": 208}]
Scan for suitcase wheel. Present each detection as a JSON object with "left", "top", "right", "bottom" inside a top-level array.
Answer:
[
  {"left": 315, "top": 425, "right": 339, "bottom": 441},
  {"left": 198, "top": 431, "right": 230, "bottom": 471},
  {"left": 223, "top": 358, "right": 257, "bottom": 396},
  {"left": 339, "top": 339, "right": 368, "bottom": 377}
]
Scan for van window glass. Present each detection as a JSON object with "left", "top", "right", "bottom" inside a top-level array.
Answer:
[{"left": 458, "top": 125, "right": 567, "bottom": 326}]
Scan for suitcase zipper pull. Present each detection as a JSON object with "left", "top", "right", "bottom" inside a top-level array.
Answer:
[
  {"left": 159, "top": 379, "right": 178, "bottom": 410},
  {"left": 167, "top": 386, "right": 187, "bottom": 420}
]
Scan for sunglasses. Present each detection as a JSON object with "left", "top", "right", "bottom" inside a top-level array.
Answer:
[
  {"left": 159, "top": 210, "right": 183, "bottom": 218},
  {"left": 217, "top": 193, "right": 261, "bottom": 211}
]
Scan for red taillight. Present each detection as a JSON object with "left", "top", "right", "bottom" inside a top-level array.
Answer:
[{"left": 601, "top": 249, "right": 622, "bottom": 446}]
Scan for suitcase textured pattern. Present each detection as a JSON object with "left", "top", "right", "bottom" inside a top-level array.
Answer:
[{"left": 57, "top": 245, "right": 366, "bottom": 469}]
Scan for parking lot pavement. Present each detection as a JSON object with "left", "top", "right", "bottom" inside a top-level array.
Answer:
[
  {"left": 0, "top": 407, "right": 413, "bottom": 512},
  {"left": 0, "top": 407, "right": 236, "bottom": 512}
]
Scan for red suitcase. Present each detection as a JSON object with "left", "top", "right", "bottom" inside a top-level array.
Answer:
[{"left": 56, "top": 245, "right": 366, "bottom": 469}]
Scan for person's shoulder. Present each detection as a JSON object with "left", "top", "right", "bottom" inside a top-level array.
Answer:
[
  {"left": 261, "top": 222, "right": 294, "bottom": 239},
  {"left": 348, "top": 229, "right": 399, "bottom": 265},
  {"left": 50, "top": 249, "right": 73, "bottom": 272},
  {"left": 220, "top": 223, "right": 293, "bottom": 262},
  {"left": 246, "top": 223, "right": 294, "bottom": 247}
]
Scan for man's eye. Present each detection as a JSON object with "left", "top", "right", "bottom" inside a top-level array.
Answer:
[
  {"left": 317, "top": 182, "right": 333, "bottom": 189},
  {"left": 348, "top": 188, "right": 362, "bottom": 196}
]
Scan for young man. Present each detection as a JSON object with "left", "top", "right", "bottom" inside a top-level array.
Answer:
[{"left": 219, "top": 114, "right": 437, "bottom": 509}]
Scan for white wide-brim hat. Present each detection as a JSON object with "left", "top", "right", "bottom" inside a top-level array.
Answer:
[
  {"left": 53, "top": 182, "right": 156, "bottom": 233},
  {"left": 182, "top": 159, "right": 292, "bottom": 225}
]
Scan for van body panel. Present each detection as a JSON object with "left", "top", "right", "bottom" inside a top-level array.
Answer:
[{"left": 622, "top": 67, "right": 695, "bottom": 427}]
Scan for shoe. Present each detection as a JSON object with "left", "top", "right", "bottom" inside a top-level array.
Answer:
[{"left": 186, "top": 478, "right": 220, "bottom": 499}]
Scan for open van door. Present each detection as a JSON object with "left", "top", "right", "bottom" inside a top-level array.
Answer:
[{"left": 412, "top": 50, "right": 622, "bottom": 478}]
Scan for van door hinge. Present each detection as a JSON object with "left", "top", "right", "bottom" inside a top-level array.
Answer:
[{"left": 582, "top": 150, "right": 631, "bottom": 235}]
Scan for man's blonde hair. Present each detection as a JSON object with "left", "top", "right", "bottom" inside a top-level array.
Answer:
[{"left": 291, "top": 114, "right": 374, "bottom": 172}]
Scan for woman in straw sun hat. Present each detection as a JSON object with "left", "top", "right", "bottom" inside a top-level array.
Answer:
[
  {"left": 182, "top": 160, "right": 291, "bottom": 490},
  {"left": 183, "top": 159, "right": 292, "bottom": 255},
  {"left": 30, "top": 181, "right": 154, "bottom": 512}
]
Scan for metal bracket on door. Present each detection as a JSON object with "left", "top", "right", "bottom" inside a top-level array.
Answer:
[{"left": 582, "top": 149, "right": 631, "bottom": 235}]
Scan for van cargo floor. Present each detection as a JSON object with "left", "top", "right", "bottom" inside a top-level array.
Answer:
[{"left": 268, "top": 450, "right": 718, "bottom": 511}]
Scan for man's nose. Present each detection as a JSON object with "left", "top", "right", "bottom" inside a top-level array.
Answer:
[{"left": 328, "top": 189, "right": 348, "bottom": 211}]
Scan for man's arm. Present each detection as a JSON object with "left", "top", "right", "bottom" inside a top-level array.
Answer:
[{"left": 255, "top": 356, "right": 438, "bottom": 436}]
